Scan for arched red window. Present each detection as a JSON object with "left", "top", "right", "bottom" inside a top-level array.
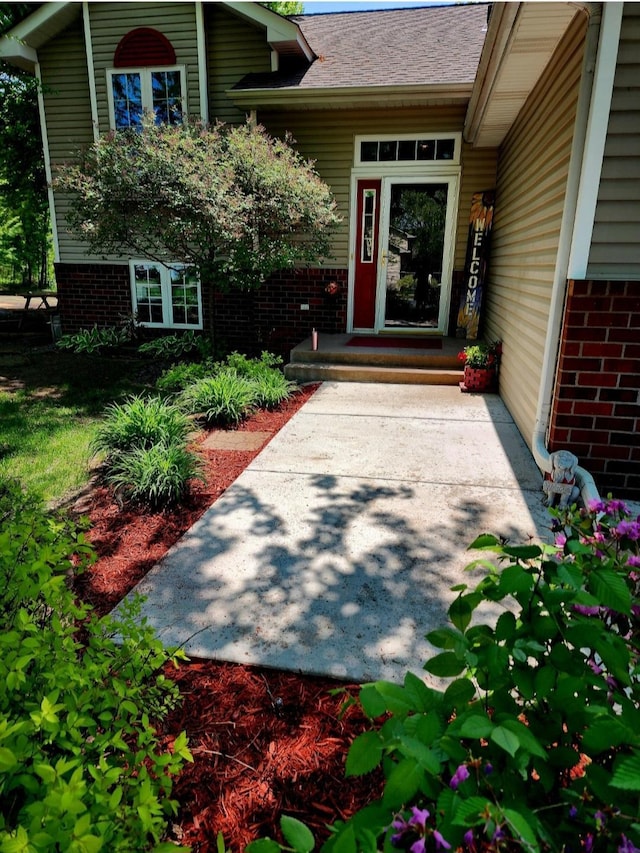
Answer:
[{"left": 114, "top": 28, "right": 176, "bottom": 68}]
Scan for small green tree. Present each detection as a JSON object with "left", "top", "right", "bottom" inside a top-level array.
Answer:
[
  {"left": 57, "top": 118, "right": 339, "bottom": 293},
  {"left": 262, "top": 2, "right": 304, "bottom": 14}
]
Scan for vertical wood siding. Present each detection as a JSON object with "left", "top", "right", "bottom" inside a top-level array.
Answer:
[
  {"left": 39, "top": 16, "right": 95, "bottom": 262},
  {"left": 259, "top": 106, "right": 498, "bottom": 269},
  {"left": 588, "top": 3, "right": 640, "bottom": 278},
  {"left": 206, "top": 5, "right": 271, "bottom": 125},
  {"left": 484, "top": 12, "right": 587, "bottom": 448},
  {"left": 89, "top": 2, "right": 200, "bottom": 133}
]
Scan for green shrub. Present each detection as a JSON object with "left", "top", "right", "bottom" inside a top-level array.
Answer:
[
  {"left": 251, "top": 370, "right": 297, "bottom": 410},
  {"left": 91, "top": 395, "right": 194, "bottom": 460},
  {"left": 0, "top": 482, "right": 191, "bottom": 851},
  {"left": 138, "top": 331, "right": 212, "bottom": 362},
  {"left": 178, "top": 369, "right": 258, "bottom": 426},
  {"left": 56, "top": 325, "right": 131, "bottom": 355},
  {"left": 156, "top": 361, "right": 215, "bottom": 394},
  {"left": 225, "top": 350, "right": 283, "bottom": 379},
  {"left": 105, "top": 441, "right": 204, "bottom": 508},
  {"left": 251, "top": 499, "right": 640, "bottom": 853}
]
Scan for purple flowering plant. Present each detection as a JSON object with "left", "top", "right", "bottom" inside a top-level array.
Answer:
[
  {"left": 252, "top": 499, "right": 639, "bottom": 853},
  {"left": 322, "top": 500, "right": 639, "bottom": 853}
]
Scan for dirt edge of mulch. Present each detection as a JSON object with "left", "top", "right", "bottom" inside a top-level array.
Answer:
[{"left": 69, "top": 383, "right": 384, "bottom": 853}]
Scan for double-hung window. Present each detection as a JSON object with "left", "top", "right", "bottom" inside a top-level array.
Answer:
[
  {"left": 131, "top": 262, "right": 202, "bottom": 329},
  {"left": 107, "top": 67, "right": 186, "bottom": 129}
]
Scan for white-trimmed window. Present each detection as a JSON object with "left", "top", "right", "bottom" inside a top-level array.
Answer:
[
  {"left": 130, "top": 262, "right": 202, "bottom": 329},
  {"left": 355, "top": 134, "right": 461, "bottom": 167},
  {"left": 107, "top": 67, "right": 186, "bottom": 129}
]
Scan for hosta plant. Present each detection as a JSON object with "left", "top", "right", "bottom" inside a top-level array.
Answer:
[{"left": 252, "top": 499, "right": 640, "bottom": 853}]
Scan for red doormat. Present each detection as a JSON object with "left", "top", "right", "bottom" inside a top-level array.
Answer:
[{"left": 346, "top": 335, "right": 443, "bottom": 349}]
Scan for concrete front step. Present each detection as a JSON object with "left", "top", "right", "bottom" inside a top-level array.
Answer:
[{"left": 285, "top": 361, "right": 463, "bottom": 385}]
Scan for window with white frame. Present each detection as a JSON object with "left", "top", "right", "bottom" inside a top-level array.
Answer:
[
  {"left": 131, "top": 262, "right": 202, "bottom": 329},
  {"left": 108, "top": 67, "right": 186, "bottom": 129}
]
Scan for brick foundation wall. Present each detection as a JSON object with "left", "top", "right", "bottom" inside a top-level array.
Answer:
[
  {"left": 54, "top": 263, "right": 131, "bottom": 334},
  {"left": 210, "top": 268, "right": 348, "bottom": 359},
  {"left": 54, "top": 262, "right": 348, "bottom": 360},
  {"left": 548, "top": 279, "right": 640, "bottom": 500}
]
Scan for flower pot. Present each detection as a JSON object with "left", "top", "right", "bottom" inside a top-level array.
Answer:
[{"left": 461, "top": 365, "right": 496, "bottom": 393}]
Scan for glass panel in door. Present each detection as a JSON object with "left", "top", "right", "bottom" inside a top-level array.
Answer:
[{"left": 383, "top": 183, "right": 448, "bottom": 329}]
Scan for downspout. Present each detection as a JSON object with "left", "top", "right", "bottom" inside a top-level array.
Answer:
[{"left": 532, "top": 2, "right": 602, "bottom": 506}]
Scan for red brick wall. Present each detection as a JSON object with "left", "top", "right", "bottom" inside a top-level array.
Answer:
[
  {"left": 206, "top": 268, "right": 348, "bottom": 359},
  {"left": 548, "top": 279, "right": 640, "bottom": 500},
  {"left": 54, "top": 262, "right": 348, "bottom": 359},
  {"left": 54, "top": 263, "right": 131, "bottom": 334}
]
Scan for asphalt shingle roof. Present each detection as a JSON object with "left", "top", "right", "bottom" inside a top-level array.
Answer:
[{"left": 235, "top": 3, "right": 489, "bottom": 92}]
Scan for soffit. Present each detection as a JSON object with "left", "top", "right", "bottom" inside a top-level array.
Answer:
[{"left": 465, "top": 2, "right": 583, "bottom": 148}]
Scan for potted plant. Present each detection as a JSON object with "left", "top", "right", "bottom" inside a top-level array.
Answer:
[{"left": 458, "top": 340, "right": 501, "bottom": 392}]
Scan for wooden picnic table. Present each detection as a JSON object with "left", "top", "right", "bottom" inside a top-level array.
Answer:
[{"left": 22, "top": 290, "right": 57, "bottom": 309}]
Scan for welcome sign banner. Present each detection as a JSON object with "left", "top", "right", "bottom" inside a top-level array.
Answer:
[{"left": 456, "top": 190, "right": 495, "bottom": 340}]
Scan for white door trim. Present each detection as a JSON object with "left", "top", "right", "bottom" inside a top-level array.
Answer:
[{"left": 373, "top": 174, "right": 460, "bottom": 334}]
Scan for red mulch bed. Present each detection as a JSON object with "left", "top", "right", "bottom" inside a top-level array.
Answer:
[{"left": 70, "top": 384, "right": 383, "bottom": 852}]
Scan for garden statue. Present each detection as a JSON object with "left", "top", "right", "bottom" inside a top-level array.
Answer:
[{"left": 542, "top": 449, "right": 581, "bottom": 507}]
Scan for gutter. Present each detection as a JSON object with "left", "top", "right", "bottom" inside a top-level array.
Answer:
[{"left": 532, "top": 2, "right": 603, "bottom": 508}]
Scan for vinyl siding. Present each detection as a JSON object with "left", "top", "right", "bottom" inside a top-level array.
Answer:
[
  {"left": 588, "top": 3, "right": 640, "bottom": 278},
  {"left": 206, "top": 5, "right": 271, "bottom": 125},
  {"left": 484, "top": 12, "right": 587, "bottom": 447},
  {"left": 89, "top": 1, "right": 200, "bottom": 134},
  {"left": 259, "top": 106, "right": 498, "bottom": 269},
  {"left": 39, "top": 15, "right": 95, "bottom": 262}
]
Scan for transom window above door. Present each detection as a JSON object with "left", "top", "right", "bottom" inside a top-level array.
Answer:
[
  {"left": 356, "top": 135, "right": 460, "bottom": 166},
  {"left": 107, "top": 67, "right": 186, "bottom": 129}
]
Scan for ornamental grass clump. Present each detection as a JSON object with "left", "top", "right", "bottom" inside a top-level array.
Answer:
[
  {"left": 251, "top": 370, "right": 297, "bottom": 410},
  {"left": 156, "top": 360, "right": 216, "bottom": 394},
  {"left": 91, "top": 394, "right": 193, "bottom": 459},
  {"left": 105, "top": 441, "right": 204, "bottom": 508},
  {"left": 252, "top": 499, "right": 640, "bottom": 853},
  {"left": 178, "top": 369, "right": 258, "bottom": 426},
  {"left": 0, "top": 480, "right": 192, "bottom": 851}
]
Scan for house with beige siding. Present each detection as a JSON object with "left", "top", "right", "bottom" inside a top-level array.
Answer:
[{"left": 1, "top": 1, "right": 638, "bottom": 500}]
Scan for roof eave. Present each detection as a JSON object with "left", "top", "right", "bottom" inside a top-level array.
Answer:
[
  {"left": 223, "top": 2, "right": 314, "bottom": 62},
  {"left": 0, "top": 38, "right": 38, "bottom": 72},
  {"left": 229, "top": 82, "right": 474, "bottom": 111}
]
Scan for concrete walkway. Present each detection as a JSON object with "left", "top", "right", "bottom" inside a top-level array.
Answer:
[{"left": 119, "top": 383, "right": 553, "bottom": 684}]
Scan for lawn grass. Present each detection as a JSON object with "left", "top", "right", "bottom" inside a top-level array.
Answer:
[{"left": 0, "top": 342, "right": 153, "bottom": 503}]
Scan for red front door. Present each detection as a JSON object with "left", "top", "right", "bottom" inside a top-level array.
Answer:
[{"left": 352, "top": 179, "right": 381, "bottom": 329}]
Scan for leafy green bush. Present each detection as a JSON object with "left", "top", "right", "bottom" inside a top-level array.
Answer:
[
  {"left": 138, "top": 331, "right": 212, "bottom": 362},
  {"left": 56, "top": 325, "right": 131, "bottom": 355},
  {"left": 178, "top": 370, "right": 258, "bottom": 426},
  {"left": 0, "top": 481, "right": 192, "bottom": 851},
  {"left": 251, "top": 370, "right": 297, "bottom": 410},
  {"left": 225, "top": 350, "right": 283, "bottom": 379},
  {"left": 105, "top": 441, "right": 204, "bottom": 508},
  {"left": 156, "top": 361, "right": 215, "bottom": 394},
  {"left": 251, "top": 499, "right": 640, "bottom": 853},
  {"left": 91, "top": 395, "right": 194, "bottom": 460}
]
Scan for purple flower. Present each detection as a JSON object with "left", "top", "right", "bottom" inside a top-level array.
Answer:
[
  {"left": 618, "top": 835, "right": 640, "bottom": 853},
  {"left": 555, "top": 532, "right": 567, "bottom": 548},
  {"left": 433, "top": 830, "right": 451, "bottom": 851},
  {"left": 492, "top": 826, "right": 505, "bottom": 842},
  {"left": 595, "top": 810, "right": 607, "bottom": 829},
  {"left": 484, "top": 762, "right": 494, "bottom": 775},
  {"left": 616, "top": 520, "right": 640, "bottom": 540},
  {"left": 569, "top": 806, "right": 578, "bottom": 820},
  {"left": 573, "top": 604, "right": 601, "bottom": 617},
  {"left": 606, "top": 499, "right": 629, "bottom": 515},
  {"left": 585, "top": 833, "right": 594, "bottom": 852},
  {"left": 450, "top": 764, "right": 470, "bottom": 789},
  {"left": 588, "top": 499, "right": 607, "bottom": 513},
  {"left": 628, "top": 555, "right": 640, "bottom": 568},
  {"left": 463, "top": 829, "right": 477, "bottom": 851},
  {"left": 410, "top": 840, "right": 426, "bottom": 853},
  {"left": 391, "top": 815, "right": 409, "bottom": 844},
  {"left": 409, "top": 807, "right": 430, "bottom": 829}
]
